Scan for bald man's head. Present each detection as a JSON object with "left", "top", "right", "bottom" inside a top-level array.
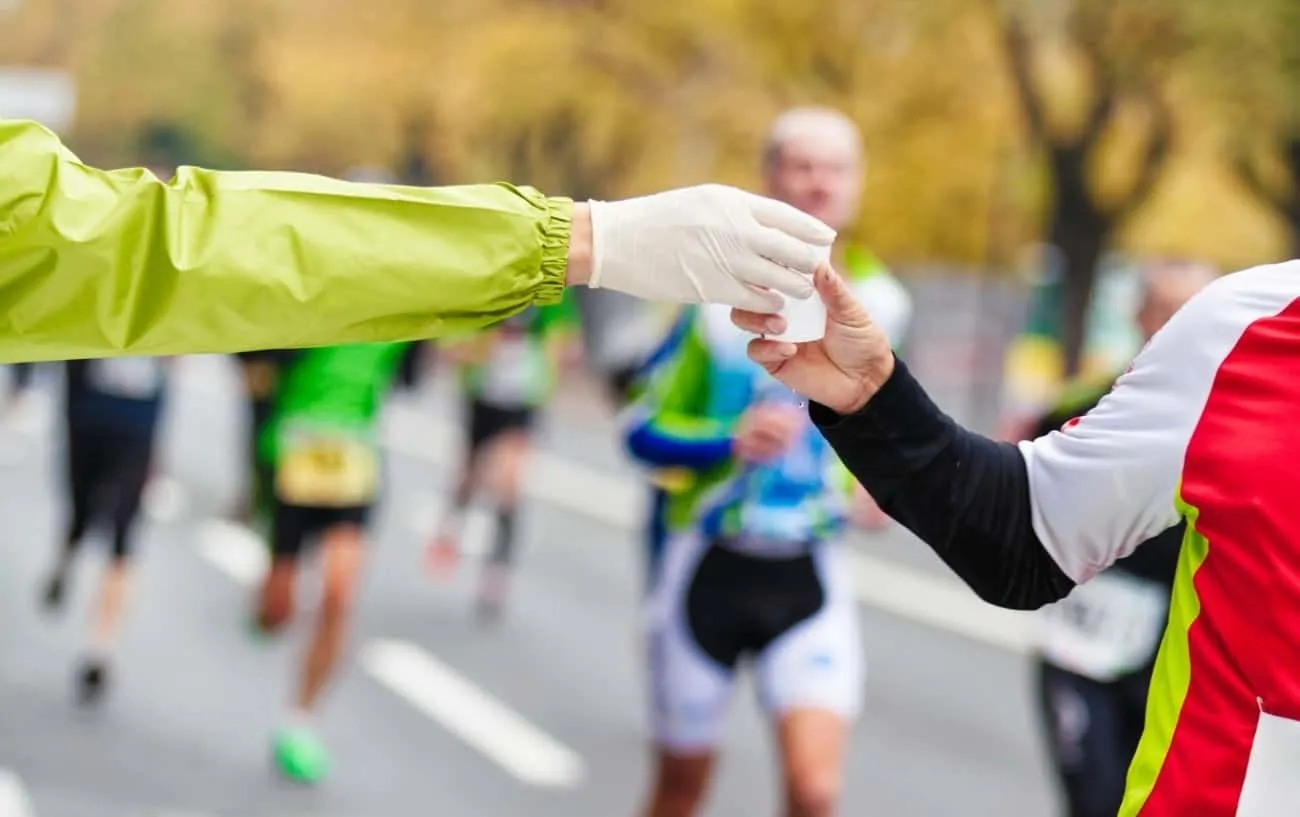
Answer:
[
  {"left": 761, "top": 107, "right": 863, "bottom": 232},
  {"left": 1136, "top": 259, "right": 1218, "bottom": 342}
]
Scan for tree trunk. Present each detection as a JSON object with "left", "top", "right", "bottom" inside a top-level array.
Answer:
[{"left": 1047, "top": 146, "right": 1109, "bottom": 379}]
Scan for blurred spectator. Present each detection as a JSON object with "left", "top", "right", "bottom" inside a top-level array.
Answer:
[
  {"left": 1031, "top": 258, "right": 1216, "bottom": 817},
  {"left": 426, "top": 294, "right": 579, "bottom": 620}
]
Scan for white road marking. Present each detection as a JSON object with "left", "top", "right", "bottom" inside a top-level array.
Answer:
[
  {"left": 0, "top": 770, "right": 35, "bottom": 817},
  {"left": 383, "top": 403, "right": 1036, "bottom": 653},
  {"left": 195, "top": 519, "right": 268, "bottom": 587},
  {"left": 849, "top": 554, "right": 1032, "bottom": 653},
  {"left": 195, "top": 520, "right": 328, "bottom": 618},
  {"left": 143, "top": 475, "right": 191, "bottom": 524},
  {"left": 361, "top": 639, "right": 585, "bottom": 789}
]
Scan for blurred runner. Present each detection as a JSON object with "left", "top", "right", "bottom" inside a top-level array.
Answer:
[
  {"left": 4, "top": 363, "right": 34, "bottom": 414},
  {"left": 253, "top": 342, "right": 408, "bottom": 784},
  {"left": 40, "top": 356, "right": 170, "bottom": 705},
  {"left": 395, "top": 342, "right": 433, "bottom": 392},
  {"left": 0, "top": 363, "right": 42, "bottom": 465},
  {"left": 572, "top": 287, "right": 673, "bottom": 407},
  {"left": 997, "top": 247, "right": 1144, "bottom": 442},
  {"left": 1033, "top": 259, "right": 1215, "bottom": 817},
  {"left": 633, "top": 107, "right": 913, "bottom": 591},
  {"left": 622, "top": 300, "right": 870, "bottom": 817},
  {"left": 426, "top": 295, "right": 579, "bottom": 620},
  {"left": 763, "top": 108, "right": 910, "bottom": 532},
  {"left": 621, "top": 107, "right": 909, "bottom": 817},
  {"left": 628, "top": 306, "right": 698, "bottom": 590},
  {"left": 234, "top": 351, "right": 294, "bottom": 524}
]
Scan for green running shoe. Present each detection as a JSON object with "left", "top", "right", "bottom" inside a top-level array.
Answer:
[{"left": 273, "top": 726, "right": 330, "bottom": 784}]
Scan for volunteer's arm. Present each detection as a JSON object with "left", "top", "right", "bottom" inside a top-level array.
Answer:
[
  {"left": 622, "top": 319, "right": 733, "bottom": 470},
  {"left": 812, "top": 321, "right": 1202, "bottom": 610},
  {"left": 0, "top": 120, "right": 578, "bottom": 362}
]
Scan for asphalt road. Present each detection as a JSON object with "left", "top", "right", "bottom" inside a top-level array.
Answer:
[{"left": 0, "top": 358, "right": 1058, "bottom": 817}]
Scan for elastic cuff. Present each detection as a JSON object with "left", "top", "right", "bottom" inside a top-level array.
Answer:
[{"left": 536, "top": 196, "right": 573, "bottom": 306}]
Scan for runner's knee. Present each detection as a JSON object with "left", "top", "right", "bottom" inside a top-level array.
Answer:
[
  {"left": 652, "top": 753, "right": 711, "bottom": 816},
  {"left": 487, "top": 436, "right": 529, "bottom": 502},
  {"left": 783, "top": 769, "right": 839, "bottom": 817},
  {"left": 320, "top": 575, "right": 356, "bottom": 622},
  {"left": 320, "top": 531, "right": 364, "bottom": 620}
]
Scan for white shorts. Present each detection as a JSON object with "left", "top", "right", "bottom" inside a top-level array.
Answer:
[{"left": 643, "top": 531, "right": 865, "bottom": 753}]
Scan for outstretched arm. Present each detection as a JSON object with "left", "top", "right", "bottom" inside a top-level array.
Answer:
[{"left": 0, "top": 120, "right": 573, "bottom": 362}]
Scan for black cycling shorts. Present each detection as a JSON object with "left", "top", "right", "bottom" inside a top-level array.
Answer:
[
  {"left": 687, "top": 542, "right": 827, "bottom": 667},
  {"left": 270, "top": 501, "right": 370, "bottom": 560},
  {"left": 466, "top": 399, "right": 535, "bottom": 456}
]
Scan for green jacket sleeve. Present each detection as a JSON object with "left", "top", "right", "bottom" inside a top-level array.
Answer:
[{"left": 0, "top": 120, "right": 571, "bottom": 362}]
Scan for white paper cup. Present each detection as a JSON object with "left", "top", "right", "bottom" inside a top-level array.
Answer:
[
  {"left": 767, "top": 245, "right": 831, "bottom": 343},
  {"left": 768, "top": 292, "right": 826, "bottom": 343}
]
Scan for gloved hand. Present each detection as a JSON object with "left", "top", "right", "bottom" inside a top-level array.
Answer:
[{"left": 587, "top": 184, "right": 835, "bottom": 313}]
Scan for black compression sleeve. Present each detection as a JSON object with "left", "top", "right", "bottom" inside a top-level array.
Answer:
[{"left": 811, "top": 358, "right": 1075, "bottom": 610}]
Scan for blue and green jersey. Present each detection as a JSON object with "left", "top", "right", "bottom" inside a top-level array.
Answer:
[{"left": 621, "top": 304, "right": 856, "bottom": 544}]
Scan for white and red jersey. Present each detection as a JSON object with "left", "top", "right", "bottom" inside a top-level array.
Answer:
[{"left": 816, "top": 259, "right": 1300, "bottom": 815}]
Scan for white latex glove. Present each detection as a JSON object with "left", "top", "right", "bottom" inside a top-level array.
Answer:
[{"left": 587, "top": 184, "right": 835, "bottom": 313}]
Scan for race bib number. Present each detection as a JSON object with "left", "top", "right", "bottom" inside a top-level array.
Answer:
[
  {"left": 1037, "top": 571, "right": 1170, "bottom": 682},
  {"left": 275, "top": 426, "right": 379, "bottom": 507},
  {"left": 478, "top": 337, "right": 538, "bottom": 406},
  {"left": 88, "top": 358, "right": 164, "bottom": 399}
]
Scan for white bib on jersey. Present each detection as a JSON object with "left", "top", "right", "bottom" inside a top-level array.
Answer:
[
  {"left": 478, "top": 336, "right": 538, "bottom": 407},
  {"left": 1036, "top": 571, "right": 1169, "bottom": 682},
  {"left": 87, "top": 358, "right": 164, "bottom": 399}
]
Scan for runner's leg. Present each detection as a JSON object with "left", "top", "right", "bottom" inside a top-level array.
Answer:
[
  {"left": 78, "top": 431, "right": 154, "bottom": 704},
  {"left": 44, "top": 423, "right": 102, "bottom": 610},
  {"left": 263, "top": 503, "right": 320, "bottom": 782},
  {"left": 274, "top": 515, "right": 365, "bottom": 784},
  {"left": 639, "top": 534, "right": 732, "bottom": 817},
  {"left": 1035, "top": 661, "right": 1129, "bottom": 817},
  {"left": 428, "top": 399, "right": 492, "bottom": 575},
  {"left": 477, "top": 426, "right": 532, "bottom": 618},
  {"left": 643, "top": 753, "right": 716, "bottom": 817},
  {"left": 258, "top": 501, "right": 306, "bottom": 634},
  {"left": 755, "top": 546, "right": 864, "bottom": 817},
  {"left": 295, "top": 521, "right": 365, "bottom": 713},
  {"left": 773, "top": 710, "right": 848, "bottom": 817}
]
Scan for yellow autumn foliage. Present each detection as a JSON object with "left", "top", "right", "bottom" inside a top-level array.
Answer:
[{"left": 0, "top": 0, "right": 1292, "bottom": 270}]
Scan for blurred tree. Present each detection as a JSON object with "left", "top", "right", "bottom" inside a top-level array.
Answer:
[
  {"left": 2, "top": 0, "right": 1285, "bottom": 276},
  {"left": 710, "top": 0, "right": 1012, "bottom": 263},
  {"left": 1193, "top": 0, "right": 1300, "bottom": 256},
  {"left": 995, "top": 0, "right": 1184, "bottom": 377},
  {"left": 398, "top": 113, "right": 438, "bottom": 187}
]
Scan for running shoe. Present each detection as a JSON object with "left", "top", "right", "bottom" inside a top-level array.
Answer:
[
  {"left": 273, "top": 726, "right": 330, "bottom": 784},
  {"left": 76, "top": 660, "right": 109, "bottom": 707},
  {"left": 40, "top": 570, "right": 67, "bottom": 613}
]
